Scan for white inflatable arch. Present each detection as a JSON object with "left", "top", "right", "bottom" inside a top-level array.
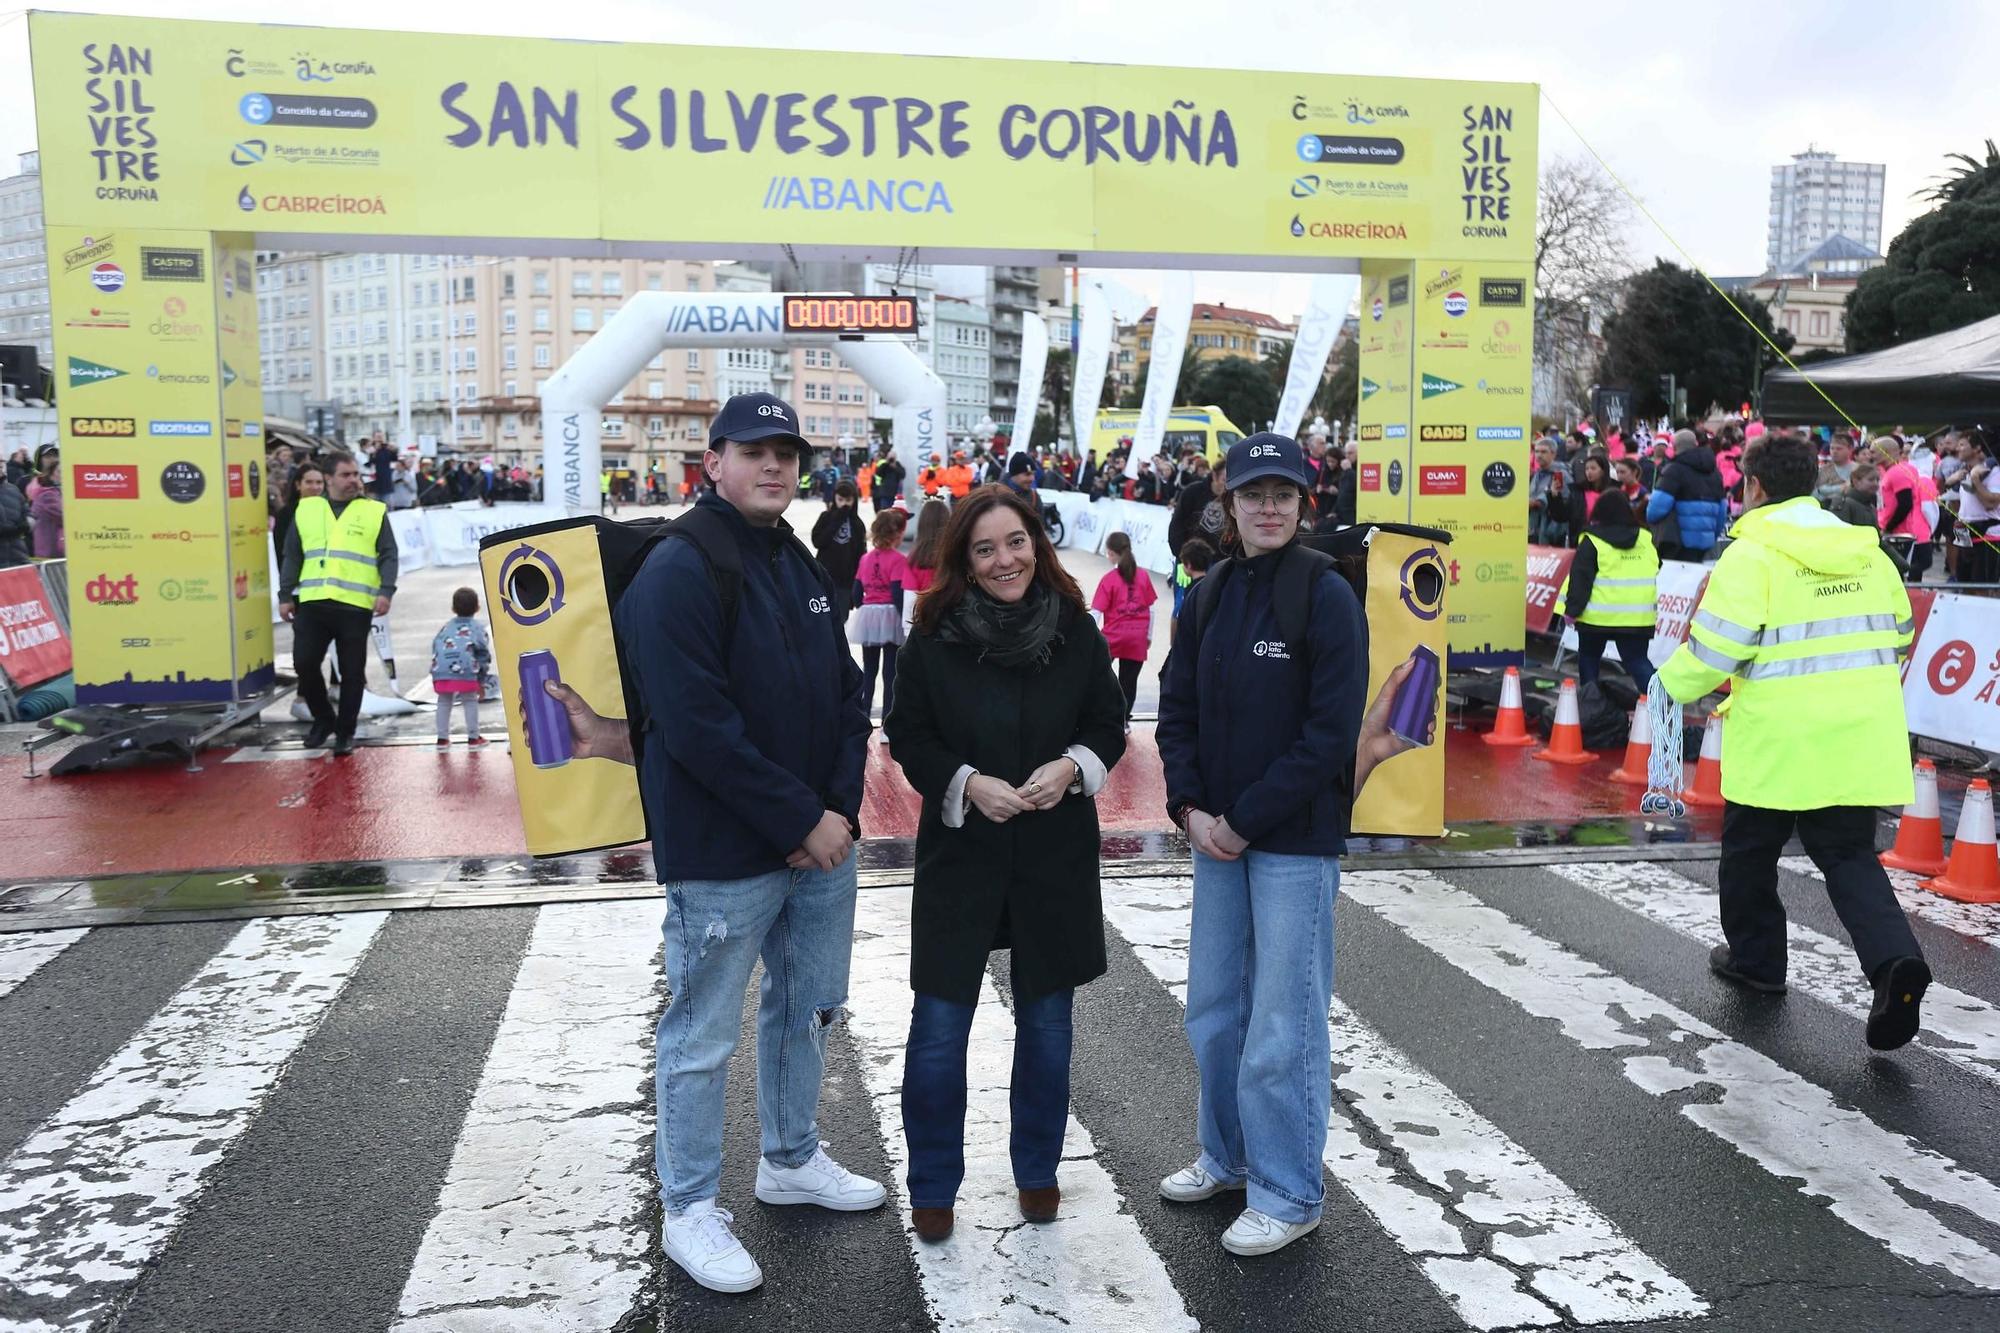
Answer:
[{"left": 539, "top": 292, "right": 945, "bottom": 514}]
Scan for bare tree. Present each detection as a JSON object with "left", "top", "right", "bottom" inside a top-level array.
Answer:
[{"left": 1534, "top": 155, "right": 1636, "bottom": 422}]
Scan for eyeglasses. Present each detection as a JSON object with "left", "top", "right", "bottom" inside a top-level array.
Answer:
[{"left": 1235, "top": 489, "right": 1300, "bottom": 513}]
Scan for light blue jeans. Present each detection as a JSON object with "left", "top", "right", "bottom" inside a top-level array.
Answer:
[
  {"left": 1184, "top": 848, "right": 1338, "bottom": 1225},
  {"left": 655, "top": 856, "right": 857, "bottom": 1213}
]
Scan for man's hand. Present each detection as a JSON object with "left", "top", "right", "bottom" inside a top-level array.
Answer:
[
  {"left": 536, "top": 679, "right": 634, "bottom": 765},
  {"left": 1015, "top": 757, "right": 1080, "bottom": 811},
  {"left": 795, "top": 809, "right": 854, "bottom": 872},
  {"left": 1354, "top": 657, "right": 1431, "bottom": 799},
  {"left": 1185, "top": 810, "right": 1238, "bottom": 861},
  {"left": 966, "top": 774, "right": 1034, "bottom": 823},
  {"left": 279, "top": 601, "right": 294, "bottom": 622},
  {"left": 373, "top": 596, "right": 392, "bottom": 616}
]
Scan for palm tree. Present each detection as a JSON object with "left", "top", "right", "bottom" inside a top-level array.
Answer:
[{"left": 1924, "top": 138, "right": 1999, "bottom": 205}]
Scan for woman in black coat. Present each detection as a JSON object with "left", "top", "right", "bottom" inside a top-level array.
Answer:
[{"left": 884, "top": 484, "right": 1128, "bottom": 1245}]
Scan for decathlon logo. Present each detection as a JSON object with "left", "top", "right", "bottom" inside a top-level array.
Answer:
[
  {"left": 1249, "top": 444, "right": 1280, "bottom": 458},
  {"left": 1252, "top": 640, "right": 1291, "bottom": 660},
  {"left": 808, "top": 596, "right": 831, "bottom": 614}
]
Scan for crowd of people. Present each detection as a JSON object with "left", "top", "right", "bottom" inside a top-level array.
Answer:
[
  {"left": 1, "top": 443, "right": 64, "bottom": 568},
  {"left": 1530, "top": 416, "right": 1988, "bottom": 585}
]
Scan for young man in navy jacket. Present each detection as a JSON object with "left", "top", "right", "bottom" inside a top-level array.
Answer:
[{"left": 613, "top": 392, "right": 881, "bottom": 1293}]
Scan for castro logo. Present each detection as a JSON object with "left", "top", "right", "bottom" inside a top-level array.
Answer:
[
  {"left": 808, "top": 596, "right": 831, "bottom": 614},
  {"left": 1928, "top": 640, "right": 1977, "bottom": 695},
  {"left": 1442, "top": 290, "right": 1469, "bottom": 318},
  {"left": 91, "top": 262, "right": 125, "bottom": 293}
]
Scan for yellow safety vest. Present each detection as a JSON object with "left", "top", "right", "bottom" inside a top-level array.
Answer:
[
  {"left": 1557, "top": 530, "right": 1659, "bottom": 628},
  {"left": 1657, "top": 495, "right": 1915, "bottom": 809},
  {"left": 294, "top": 495, "right": 386, "bottom": 611}
]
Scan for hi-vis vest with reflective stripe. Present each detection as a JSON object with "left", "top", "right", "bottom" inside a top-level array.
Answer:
[
  {"left": 1560, "top": 531, "right": 1659, "bottom": 628},
  {"left": 294, "top": 496, "right": 386, "bottom": 610},
  {"left": 1657, "top": 495, "right": 1915, "bottom": 810}
]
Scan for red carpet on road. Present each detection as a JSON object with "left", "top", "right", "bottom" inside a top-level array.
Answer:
[{"left": 8, "top": 724, "right": 1683, "bottom": 882}]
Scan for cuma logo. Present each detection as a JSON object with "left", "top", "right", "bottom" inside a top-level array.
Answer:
[
  {"left": 1290, "top": 214, "right": 1305, "bottom": 238},
  {"left": 84, "top": 573, "right": 140, "bottom": 605},
  {"left": 1420, "top": 373, "right": 1462, "bottom": 399},
  {"left": 67, "top": 356, "right": 126, "bottom": 387},
  {"left": 1442, "top": 291, "right": 1469, "bottom": 318}
]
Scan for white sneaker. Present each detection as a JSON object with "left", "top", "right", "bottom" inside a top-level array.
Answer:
[
  {"left": 1221, "top": 1208, "right": 1320, "bottom": 1256},
  {"left": 1159, "top": 1161, "right": 1246, "bottom": 1203},
  {"left": 755, "top": 1146, "right": 888, "bottom": 1211},
  {"left": 662, "top": 1200, "right": 763, "bottom": 1293}
]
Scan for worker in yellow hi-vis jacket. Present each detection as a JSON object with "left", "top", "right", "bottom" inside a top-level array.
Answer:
[{"left": 1656, "top": 430, "right": 1930, "bottom": 1051}]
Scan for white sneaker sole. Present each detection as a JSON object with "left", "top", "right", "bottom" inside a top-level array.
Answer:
[
  {"left": 663, "top": 1246, "right": 764, "bottom": 1293},
  {"left": 1222, "top": 1215, "right": 1320, "bottom": 1256},
  {"left": 1160, "top": 1176, "right": 1247, "bottom": 1204},
  {"left": 754, "top": 1183, "right": 888, "bottom": 1211}
]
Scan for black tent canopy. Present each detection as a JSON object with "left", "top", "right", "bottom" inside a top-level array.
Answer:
[{"left": 1762, "top": 313, "right": 2000, "bottom": 426}]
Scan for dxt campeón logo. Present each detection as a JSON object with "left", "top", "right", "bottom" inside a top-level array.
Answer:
[
  {"left": 67, "top": 356, "right": 126, "bottom": 388},
  {"left": 1420, "top": 373, "right": 1462, "bottom": 399}
]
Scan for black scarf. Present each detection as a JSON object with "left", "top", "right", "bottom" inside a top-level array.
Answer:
[{"left": 936, "top": 582, "right": 1065, "bottom": 671}]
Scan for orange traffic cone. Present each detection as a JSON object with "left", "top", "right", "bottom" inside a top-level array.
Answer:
[
  {"left": 1610, "top": 695, "right": 1655, "bottom": 785},
  {"left": 1922, "top": 779, "right": 2000, "bottom": 904},
  {"left": 1532, "top": 678, "right": 1599, "bottom": 765},
  {"left": 1880, "top": 759, "right": 1948, "bottom": 876},
  {"left": 1684, "top": 713, "right": 1726, "bottom": 808},
  {"left": 1482, "top": 666, "right": 1538, "bottom": 748}
]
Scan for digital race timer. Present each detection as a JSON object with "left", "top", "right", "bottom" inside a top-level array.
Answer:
[{"left": 781, "top": 295, "right": 919, "bottom": 334}]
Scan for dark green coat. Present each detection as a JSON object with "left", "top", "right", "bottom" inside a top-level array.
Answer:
[{"left": 885, "top": 601, "right": 1129, "bottom": 1004}]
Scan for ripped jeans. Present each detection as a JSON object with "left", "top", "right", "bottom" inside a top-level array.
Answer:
[{"left": 655, "top": 856, "right": 857, "bottom": 1213}]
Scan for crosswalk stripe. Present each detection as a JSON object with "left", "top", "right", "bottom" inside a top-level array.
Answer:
[
  {"left": 0, "top": 912, "right": 386, "bottom": 1333},
  {"left": 391, "top": 900, "right": 662, "bottom": 1332},
  {"left": 0, "top": 929, "right": 88, "bottom": 1001},
  {"left": 848, "top": 887, "right": 1199, "bottom": 1333},
  {"left": 1546, "top": 861, "right": 2000, "bottom": 1088},
  {"left": 1341, "top": 868, "right": 2000, "bottom": 1290},
  {"left": 1778, "top": 855, "right": 2000, "bottom": 950},
  {"left": 1101, "top": 877, "right": 1705, "bottom": 1329}
]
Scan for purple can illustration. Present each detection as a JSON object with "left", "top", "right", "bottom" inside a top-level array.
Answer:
[
  {"left": 518, "top": 648, "right": 574, "bottom": 769},
  {"left": 1388, "top": 644, "right": 1441, "bottom": 748}
]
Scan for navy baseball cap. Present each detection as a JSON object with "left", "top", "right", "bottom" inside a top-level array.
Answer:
[
  {"left": 1224, "top": 432, "right": 1311, "bottom": 490},
  {"left": 709, "top": 392, "right": 808, "bottom": 453}
]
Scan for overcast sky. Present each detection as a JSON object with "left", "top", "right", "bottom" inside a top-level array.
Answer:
[{"left": 1, "top": 1, "right": 1988, "bottom": 322}]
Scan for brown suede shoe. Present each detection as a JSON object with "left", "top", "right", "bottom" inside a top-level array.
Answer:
[
  {"left": 1019, "top": 1186, "right": 1061, "bottom": 1223},
  {"left": 912, "top": 1207, "right": 954, "bottom": 1243}
]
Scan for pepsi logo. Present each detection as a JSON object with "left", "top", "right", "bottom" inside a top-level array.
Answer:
[
  {"left": 1442, "top": 291, "right": 1468, "bottom": 318},
  {"left": 91, "top": 262, "right": 125, "bottom": 293}
]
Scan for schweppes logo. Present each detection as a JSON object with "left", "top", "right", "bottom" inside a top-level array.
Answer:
[
  {"left": 69, "top": 416, "right": 136, "bottom": 437},
  {"left": 1420, "top": 424, "right": 1469, "bottom": 442},
  {"left": 1420, "top": 373, "right": 1462, "bottom": 399},
  {"left": 1359, "top": 424, "right": 1384, "bottom": 441},
  {"left": 1360, "top": 377, "right": 1381, "bottom": 399}
]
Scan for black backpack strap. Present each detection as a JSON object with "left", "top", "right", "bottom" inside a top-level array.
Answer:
[
  {"left": 1188, "top": 557, "right": 1235, "bottom": 663},
  {"left": 1274, "top": 542, "right": 1336, "bottom": 658},
  {"left": 661, "top": 504, "right": 745, "bottom": 647}
]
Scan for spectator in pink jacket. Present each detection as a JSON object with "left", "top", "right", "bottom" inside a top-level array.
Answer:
[{"left": 1091, "top": 531, "right": 1157, "bottom": 727}]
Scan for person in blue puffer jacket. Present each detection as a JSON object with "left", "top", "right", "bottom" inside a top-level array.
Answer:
[{"left": 1645, "top": 428, "right": 1728, "bottom": 560}]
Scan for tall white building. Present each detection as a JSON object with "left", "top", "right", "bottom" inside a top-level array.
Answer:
[
  {"left": 933, "top": 295, "right": 993, "bottom": 440},
  {"left": 1767, "top": 149, "right": 1885, "bottom": 272},
  {"left": 0, "top": 152, "right": 51, "bottom": 377}
]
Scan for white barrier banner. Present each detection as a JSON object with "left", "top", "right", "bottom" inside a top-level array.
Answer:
[
  {"left": 1647, "top": 560, "right": 1715, "bottom": 666},
  {"left": 1904, "top": 593, "right": 2000, "bottom": 749},
  {"left": 425, "top": 503, "right": 565, "bottom": 567},
  {"left": 1040, "top": 489, "right": 1110, "bottom": 555},
  {"left": 1102, "top": 499, "right": 1177, "bottom": 575},
  {"left": 390, "top": 509, "right": 431, "bottom": 573}
]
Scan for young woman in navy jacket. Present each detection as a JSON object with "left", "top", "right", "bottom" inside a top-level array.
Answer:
[{"left": 1155, "top": 432, "right": 1422, "bottom": 1257}]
